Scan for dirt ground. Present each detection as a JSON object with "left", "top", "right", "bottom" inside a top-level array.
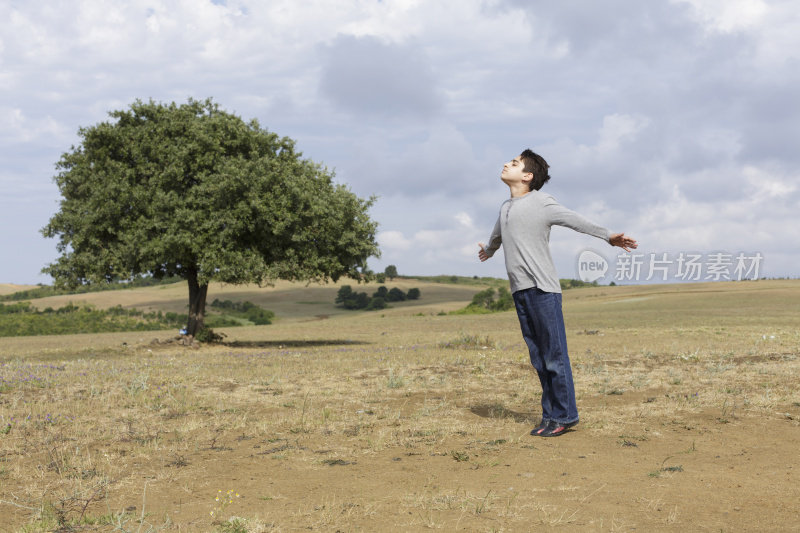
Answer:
[
  {"left": 1, "top": 280, "right": 799, "bottom": 531},
  {"left": 57, "top": 392, "right": 800, "bottom": 531}
]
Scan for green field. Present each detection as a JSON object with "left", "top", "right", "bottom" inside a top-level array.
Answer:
[{"left": 1, "top": 279, "right": 798, "bottom": 531}]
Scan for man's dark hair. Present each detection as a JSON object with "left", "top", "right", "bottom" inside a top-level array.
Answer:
[{"left": 520, "top": 149, "right": 551, "bottom": 191}]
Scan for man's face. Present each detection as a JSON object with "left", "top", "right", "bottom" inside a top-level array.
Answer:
[{"left": 500, "top": 155, "right": 530, "bottom": 186}]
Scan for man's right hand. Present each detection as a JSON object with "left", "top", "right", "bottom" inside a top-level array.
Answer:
[{"left": 478, "top": 243, "right": 489, "bottom": 262}]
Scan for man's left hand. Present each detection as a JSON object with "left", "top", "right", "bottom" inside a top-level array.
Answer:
[{"left": 609, "top": 233, "right": 638, "bottom": 252}]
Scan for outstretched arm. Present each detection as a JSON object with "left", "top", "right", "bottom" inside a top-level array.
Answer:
[
  {"left": 478, "top": 217, "right": 502, "bottom": 262},
  {"left": 544, "top": 197, "right": 638, "bottom": 252},
  {"left": 609, "top": 233, "right": 638, "bottom": 252}
]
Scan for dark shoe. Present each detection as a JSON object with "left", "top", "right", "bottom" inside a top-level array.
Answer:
[
  {"left": 538, "top": 419, "right": 578, "bottom": 437},
  {"left": 530, "top": 419, "right": 549, "bottom": 436}
]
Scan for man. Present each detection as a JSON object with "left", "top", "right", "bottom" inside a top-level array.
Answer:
[{"left": 478, "top": 149, "right": 637, "bottom": 437}]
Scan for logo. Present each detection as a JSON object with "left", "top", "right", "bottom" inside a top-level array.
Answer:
[
  {"left": 574, "top": 250, "right": 764, "bottom": 283},
  {"left": 577, "top": 250, "right": 608, "bottom": 282}
]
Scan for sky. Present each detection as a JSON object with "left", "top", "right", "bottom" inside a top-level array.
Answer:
[{"left": 2, "top": 0, "right": 799, "bottom": 286}]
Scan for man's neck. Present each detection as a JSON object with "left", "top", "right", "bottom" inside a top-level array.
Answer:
[{"left": 508, "top": 183, "right": 531, "bottom": 198}]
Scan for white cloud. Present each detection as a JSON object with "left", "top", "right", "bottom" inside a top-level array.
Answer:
[
  {"left": 454, "top": 212, "right": 474, "bottom": 228},
  {"left": 373, "top": 210, "right": 488, "bottom": 275},
  {"left": 377, "top": 230, "right": 412, "bottom": 252},
  {"left": 0, "top": 107, "right": 68, "bottom": 144},
  {"left": 673, "top": 0, "right": 768, "bottom": 33},
  {"left": 596, "top": 114, "right": 651, "bottom": 152},
  {"left": 744, "top": 165, "right": 798, "bottom": 201}
]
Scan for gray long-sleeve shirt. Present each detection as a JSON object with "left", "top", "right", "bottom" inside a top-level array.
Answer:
[{"left": 484, "top": 190, "right": 611, "bottom": 294}]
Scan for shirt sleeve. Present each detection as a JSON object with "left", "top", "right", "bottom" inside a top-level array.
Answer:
[
  {"left": 543, "top": 195, "right": 612, "bottom": 242},
  {"left": 483, "top": 216, "right": 502, "bottom": 257}
]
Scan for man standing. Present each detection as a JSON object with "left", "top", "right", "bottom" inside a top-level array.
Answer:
[{"left": 478, "top": 149, "right": 637, "bottom": 437}]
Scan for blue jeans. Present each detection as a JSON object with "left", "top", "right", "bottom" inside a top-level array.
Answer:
[{"left": 513, "top": 288, "right": 579, "bottom": 425}]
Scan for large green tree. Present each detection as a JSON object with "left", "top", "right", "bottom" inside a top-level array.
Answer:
[{"left": 42, "top": 98, "right": 379, "bottom": 337}]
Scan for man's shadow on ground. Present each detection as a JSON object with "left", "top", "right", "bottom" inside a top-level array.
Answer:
[{"left": 469, "top": 404, "right": 537, "bottom": 424}]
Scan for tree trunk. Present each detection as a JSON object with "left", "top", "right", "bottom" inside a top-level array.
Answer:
[{"left": 186, "top": 269, "right": 209, "bottom": 338}]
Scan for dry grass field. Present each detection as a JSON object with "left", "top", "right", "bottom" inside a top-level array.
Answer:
[
  {"left": 1, "top": 278, "right": 799, "bottom": 532},
  {"left": 0, "top": 285, "right": 38, "bottom": 297}
]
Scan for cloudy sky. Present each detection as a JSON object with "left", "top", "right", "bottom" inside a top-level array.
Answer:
[{"left": 2, "top": 0, "right": 798, "bottom": 285}]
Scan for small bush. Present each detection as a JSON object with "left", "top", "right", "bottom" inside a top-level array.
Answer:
[
  {"left": 209, "top": 299, "right": 275, "bottom": 325},
  {"left": 366, "top": 297, "right": 387, "bottom": 310},
  {"left": 450, "top": 287, "right": 514, "bottom": 314},
  {"left": 373, "top": 286, "right": 389, "bottom": 299},
  {"left": 439, "top": 332, "right": 496, "bottom": 350},
  {"left": 195, "top": 327, "right": 225, "bottom": 343},
  {"left": 335, "top": 286, "right": 353, "bottom": 304},
  {"left": 205, "top": 316, "right": 244, "bottom": 327},
  {"left": 386, "top": 288, "right": 407, "bottom": 302}
]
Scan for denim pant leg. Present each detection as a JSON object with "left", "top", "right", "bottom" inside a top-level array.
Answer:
[
  {"left": 513, "top": 288, "right": 579, "bottom": 425},
  {"left": 513, "top": 292, "right": 553, "bottom": 421}
]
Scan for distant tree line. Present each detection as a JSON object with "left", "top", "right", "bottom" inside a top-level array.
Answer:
[
  {"left": 0, "top": 301, "right": 184, "bottom": 337},
  {"left": 399, "top": 275, "right": 607, "bottom": 289},
  {"left": 560, "top": 279, "right": 600, "bottom": 290},
  {"left": 335, "top": 285, "right": 420, "bottom": 311},
  {"left": 0, "top": 298, "right": 277, "bottom": 338},
  {"left": 0, "top": 275, "right": 184, "bottom": 302}
]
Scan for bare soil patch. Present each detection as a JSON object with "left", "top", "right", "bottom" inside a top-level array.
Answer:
[{"left": 1, "top": 280, "right": 798, "bottom": 531}]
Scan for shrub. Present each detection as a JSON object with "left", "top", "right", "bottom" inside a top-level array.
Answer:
[
  {"left": 366, "top": 297, "right": 387, "bottom": 310},
  {"left": 195, "top": 327, "right": 224, "bottom": 343},
  {"left": 407, "top": 288, "right": 421, "bottom": 300},
  {"left": 205, "top": 315, "right": 243, "bottom": 327},
  {"left": 0, "top": 302, "right": 33, "bottom": 314},
  {"left": 246, "top": 307, "right": 275, "bottom": 325},
  {"left": 373, "top": 286, "right": 389, "bottom": 299},
  {"left": 0, "top": 302, "right": 185, "bottom": 337},
  {"left": 386, "top": 288, "right": 407, "bottom": 302},
  {"left": 450, "top": 287, "right": 514, "bottom": 315},
  {"left": 209, "top": 299, "right": 275, "bottom": 325},
  {"left": 355, "top": 292, "right": 370, "bottom": 309},
  {"left": 469, "top": 288, "right": 495, "bottom": 309},
  {"left": 492, "top": 287, "right": 513, "bottom": 311},
  {"left": 341, "top": 291, "right": 370, "bottom": 310},
  {"left": 335, "top": 286, "right": 354, "bottom": 304}
]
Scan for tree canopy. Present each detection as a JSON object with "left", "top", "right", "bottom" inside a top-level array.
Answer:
[{"left": 42, "top": 98, "right": 379, "bottom": 337}]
